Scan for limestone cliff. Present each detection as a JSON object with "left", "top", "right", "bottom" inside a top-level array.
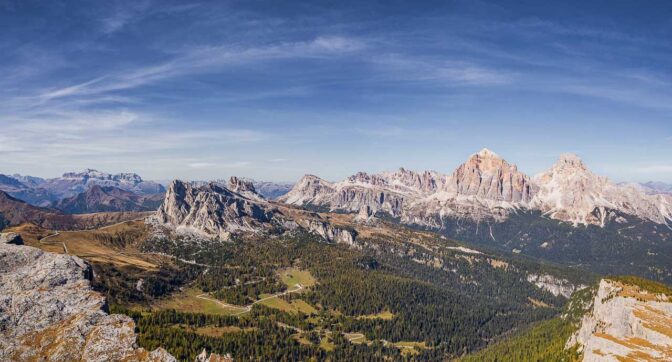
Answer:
[
  {"left": 0, "top": 239, "right": 175, "bottom": 362},
  {"left": 567, "top": 278, "right": 672, "bottom": 361},
  {"left": 155, "top": 180, "right": 357, "bottom": 245}
]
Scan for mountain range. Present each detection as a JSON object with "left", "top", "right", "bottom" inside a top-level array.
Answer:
[
  {"left": 280, "top": 148, "right": 672, "bottom": 227},
  {"left": 0, "top": 169, "right": 165, "bottom": 207},
  {"left": 2, "top": 151, "right": 672, "bottom": 361},
  {"left": 279, "top": 149, "right": 672, "bottom": 283}
]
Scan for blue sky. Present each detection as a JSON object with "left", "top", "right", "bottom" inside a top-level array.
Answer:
[{"left": 1, "top": 0, "right": 671, "bottom": 182}]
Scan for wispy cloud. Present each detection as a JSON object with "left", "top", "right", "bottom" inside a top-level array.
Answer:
[
  {"left": 371, "top": 54, "right": 514, "bottom": 85},
  {"left": 556, "top": 83, "right": 672, "bottom": 110},
  {"left": 99, "top": 0, "right": 153, "bottom": 34},
  {"left": 0, "top": 108, "right": 267, "bottom": 166},
  {"left": 33, "top": 35, "right": 365, "bottom": 103},
  {"left": 354, "top": 125, "right": 407, "bottom": 137},
  {"left": 633, "top": 165, "right": 672, "bottom": 173},
  {"left": 187, "top": 162, "right": 215, "bottom": 169}
]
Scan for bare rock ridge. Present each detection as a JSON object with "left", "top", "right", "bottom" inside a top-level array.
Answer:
[
  {"left": 279, "top": 149, "right": 672, "bottom": 227},
  {"left": 227, "top": 176, "right": 264, "bottom": 201},
  {"left": 156, "top": 180, "right": 278, "bottom": 240},
  {"left": 0, "top": 238, "right": 176, "bottom": 362},
  {"left": 155, "top": 180, "right": 357, "bottom": 243},
  {"left": 566, "top": 278, "right": 672, "bottom": 361}
]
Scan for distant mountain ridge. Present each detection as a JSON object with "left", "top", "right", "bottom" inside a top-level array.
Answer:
[
  {"left": 280, "top": 148, "right": 672, "bottom": 228},
  {"left": 639, "top": 181, "right": 672, "bottom": 195},
  {"left": 0, "top": 190, "right": 147, "bottom": 230},
  {"left": 0, "top": 169, "right": 165, "bottom": 207},
  {"left": 52, "top": 185, "right": 163, "bottom": 214},
  {"left": 279, "top": 149, "right": 672, "bottom": 284}
]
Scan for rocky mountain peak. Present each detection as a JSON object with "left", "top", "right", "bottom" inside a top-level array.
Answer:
[
  {"left": 155, "top": 179, "right": 357, "bottom": 244},
  {"left": 346, "top": 172, "right": 388, "bottom": 187},
  {"left": 448, "top": 149, "right": 535, "bottom": 203},
  {"left": 278, "top": 174, "right": 335, "bottom": 205},
  {"left": 156, "top": 180, "right": 279, "bottom": 240},
  {"left": 463, "top": 148, "right": 510, "bottom": 171},
  {"left": 554, "top": 153, "right": 588, "bottom": 171},
  {"left": 533, "top": 154, "right": 672, "bottom": 226},
  {"left": 385, "top": 168, "right": 443, "bottom": 193},
  {"left": 227, "top": 176, "right": 256, "bottom": 193},
  {"left": 475, "top": 147, "right": 501, "bottom": 159},
  {"left": 227, "top": 176, "right": 263, "bottom": 201}
]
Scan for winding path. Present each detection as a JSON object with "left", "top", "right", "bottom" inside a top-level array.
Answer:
[
  {"left": 196, "top": 283, "right": 305, "bottom": 316},
  {"left": 38, "top": 231, "right": 68, "bottom": 254}
]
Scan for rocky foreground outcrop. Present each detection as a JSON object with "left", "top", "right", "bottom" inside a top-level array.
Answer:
[
  {"left": 0, "top": 237, "right": 176, "bottom": 362},
  {"left": 566, "top": 279, "right": 672, "bottom": 361}
]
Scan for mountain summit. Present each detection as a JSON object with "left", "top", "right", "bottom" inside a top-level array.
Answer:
[
  {"left": 280, "top": 149, "right": 672, "bottom": 227},
  {"left": 533, "top": 154, "right": 672, "bottom": 226}
]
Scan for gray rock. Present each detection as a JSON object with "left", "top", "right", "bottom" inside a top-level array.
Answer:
[
  {"left": 566, "top": 279, "right": 672, "bottom": 361},
  {"left": 0, "top": 242, "right": 176, "bottom": 361},
  {"left": 155, "top": 179, "right": 357, "bottom": 245},
  {"left": 279, "top": 148, "right": 672, "bottom": 228},
  {"left": 0, "top": 232, "right": 23, "bottom": 245}
]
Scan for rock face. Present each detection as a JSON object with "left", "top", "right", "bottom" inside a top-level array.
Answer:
[
  {"left": 156, "top": 180, "right": 279, "bottom": 240},
  {"left": 0, "top": 232, "right": 23, "bottom": 245},
  {"left": 196, "top": 349, "right": 233, "bottom": 362},
  {"left": 52, "top": 185, "right": 163, "bottom": 214},
  {"left": 227, "top": 176, "right": 264, "bottom": 201},
  {"left": 533, "top": 154, "right": 672, "bottom": 226},
  {"left": 280, "top": 149, "right": 672, "bottom": 228},
  {"left": 527, "top": 273, "right": 585, "bottom": 299},
  {"left": 446, "top": 148, "right": 535, "bottom": 203},
  {"left": 155, "top": 180, "right": 357, "bottom": 244},
  {"left": 354, "top": 205, "right": 375, "bottom": 223},
  {"left": 301, "top": 219, "right": 357, "bottom": 246},
  {"left": 567, "top": 279, "right": 672, "bottom": 361},
  {"left": 0, "top": 241, "right": 175, "bottom": 362}
]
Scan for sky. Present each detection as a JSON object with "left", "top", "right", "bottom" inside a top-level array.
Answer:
[{"left": 1, "top": 0, "right": 671, "bottom": 182}]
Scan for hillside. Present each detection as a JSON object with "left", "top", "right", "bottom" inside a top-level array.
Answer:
[
  {"left": 52, "top": 185, "right": 163, "bottom": 214},
  {"left": 0, "top": 190, "right": 150, "bottom": 231},
  {"left": 461, "top": 276, "right": 672, "bottom": 361}
]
